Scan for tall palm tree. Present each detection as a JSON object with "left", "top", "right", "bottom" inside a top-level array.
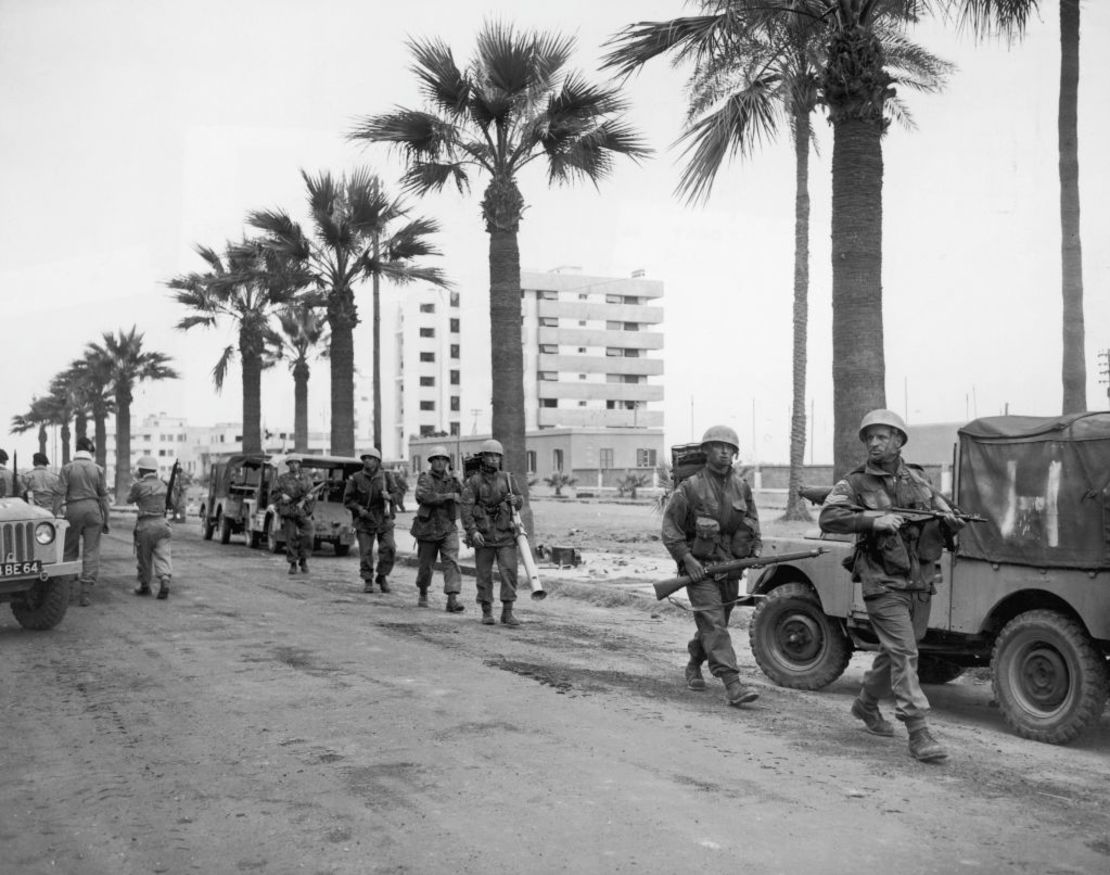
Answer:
[
  {"left": 168, "top": 239, "right": 305, "bottom": 453},
  {"left": 1057, "top": 0, "right": 1083, "bottom": 413},
  {"left": 273, "top": 302, "right": 329, "bottom": 452},
  {"left": 249, "top": 169, "right": 447, "bottom": 457},
  {"left": 350, "top": 22, "right": 650, "bottom": 533},
  {"left": 68, "top": 349, "right": 116, "bottom": 469},
  {"left": 606, "top": 3, "right": 950, "bottom": 514},
  {"left": 10, "top": 397, "right": 55, "bottom": 458},
  {"left": 87, "top": 327, "right": 179, "bottom": 500}
]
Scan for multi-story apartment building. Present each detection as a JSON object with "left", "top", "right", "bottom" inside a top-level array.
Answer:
[{"left": 520, "top": 268, "right": 664, "bottom": 430}]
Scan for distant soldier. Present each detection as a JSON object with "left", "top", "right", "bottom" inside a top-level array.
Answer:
[
  {"left": 127, "top": 456, "right": 173, "bottom": 599},
  {"left": 411, "top": 446, "right": 464, "bottom": 612},
  {"left": 275, "top": 456, "right": 315, "bottom": 575},
  {"left": 0, "top": 449, "right": 13, "bottom": 498},
  {"left": 54, "top": 437, "right": 111, "bottom": 607},
  {"left": 21, "top": 453, "right": 61, "bottom": 510},
  {"left": 661, "top": 425, "right": 762, "bottom": 708},
  {"left": 460, "top": 439, "right": 523, "bottom": 627},
  {"left": 343, "top": 448, "right": 396, "bottom": 593}
]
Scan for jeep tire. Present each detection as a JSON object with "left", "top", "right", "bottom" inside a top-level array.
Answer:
[
  {"left": 11, "top": 577, "right": 71, "bottom": 631},
  {"left": 992, "top": 609, "right": 1108, "bottom": 745},
  {"left": 219, "top": 513, "right": 233, "bottom": 545},
  {"left": 749, "top": 582, "right": 851, "bottom": 690}
]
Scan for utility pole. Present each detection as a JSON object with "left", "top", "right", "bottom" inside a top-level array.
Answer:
[{"left": 470, "top": 409, "right": 482, "bottom": 435}]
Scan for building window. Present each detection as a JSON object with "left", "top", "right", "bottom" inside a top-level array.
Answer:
[
  {"left": 624, "top": 349, "right": 640, "bottom": 358},
  {"left": 553, "top": 448, "right": 564, "bottom": 471},
  {"left": 637, "top": 448, "right": 657, "bottom": 467},
  {"left": 158, "top": 449, "right": 167, "bottom": 456},
  {"left": 600, "top": 448, "right": 614, "bottom": 468},
  {"left": 578, "top": 401, "right": 587, "bottom": 407},
  {"left": 539, "top": 317, "right": 558, "bottom": 328},
  {"left": 606, "top": 400, "right": 616, "bottom": 409},
  {"left": 577, "top": 293, "right": 588, "bottom": 300},
  {"left": 579, "top": 374, "right": 587, "bottom": 380},
  {"left": 539, "top": 290, "right": 558, "bottom": 300},
  {"left": 606, "top": 320, "right": 622, "bottom": 331},
  {"left": 540, "top": 398, "right": 557, "bottom": 408},
  {"left": 625, "top": 296, "right": 642, "bottom": 305},
  {"left": 450, "top": 344, "right": 460, "bottom": 359},
  {"left": 526, "top": 450, "right": 536, "bottom": 473},
  {"left": 539, "top": 344, "right": 558, "bottom": 354},
  {"left": 419, "top": 327, "right": 435, "bottom": 338},
  {"left": 577, "top": 347, "right": 587, "bottom": 354},
  {"left": 450, "top": 370, "right": 460, "bottom": 385},
  {"left": 419, "top": 376, "right": 435, "bottom": 387},
  {"left": 538, "top": 371, "right": 557, "bottom": 381},
  {"left": 624, "top": 322, "right": 640, "bottom": 331},
  {"left": 420, "top": 303, "right": 435, "bottom": 313},
  {"left": 605, "top": 348, "right": 621, "bottom": 357},
  {"left": 578, "top": 320, "right": 587, "bottom": 327},
  {"left": 450, "top": 291, "right": 460, "bottom": 307},
  {"left": 450, "top": 318, "right": 460, "bottom": 333},
  {"left": 420, "top": 401, "right": 435, "bottom": 411},
  {"left": 450, "top": 396, "right": 460, "bottom": 412},
  {"left": 449, "top": 421, "right": 460, "bottom": 436},
  {"left": 420, "top": 352, "right": 435, "bottom": 362},
  {"left": 605, "top": 294, "right": 622, "bottom": 304},
  {"left": 622, "top": 374, "right": 643, "bottom": 384},
  {"left": 419, "top": 425, "right": 435, "bottom": 436}
]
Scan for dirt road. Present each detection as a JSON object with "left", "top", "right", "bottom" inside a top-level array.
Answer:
[{"left": 2, "top": 514, "right": 1109, "bottom": 874}]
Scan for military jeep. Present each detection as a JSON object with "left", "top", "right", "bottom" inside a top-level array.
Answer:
[
  {"left": 0, "top": 496, "right": 80, "bottom": 630},
  {"left": 747, "top": 413, "right": 1110, "bottom": 745}
]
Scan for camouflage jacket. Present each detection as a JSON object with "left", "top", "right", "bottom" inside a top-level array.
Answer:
[
  {"left": 275, "top": 471, "right": 315, "bottom": 519},
  {"left": 410, "top": 468, "right": 461, "bottom": 541},
  {"left": 661, "top": 466, "right": 762, "bottom": 569},
  {"left": 460, "top": 470, "right": 522, "bottom": 548}
]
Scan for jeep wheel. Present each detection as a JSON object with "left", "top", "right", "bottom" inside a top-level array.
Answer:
[
  {"left": 219, "top": 513, "right": 233, "bottom": 545},
  {"left": 992, "top": 609, "right": 1108, "bottom": 745},
  {"left": 749, "top": 582, "right": 851, "bottom": 690},
  {"left": 249, "top": 529, "right": 262, "bottom": 549},
  {"left": 202, "top": 507, "right": 214, "bottom": 541},
  {"left": 266, "top": 519, "right": 284, "bottom": 555},
  {"left": 11, "top": 577, "right": 71, "bottom": 630},
  {"left": 334, "top": 544, "right": 351, "bottom": 557},
  {"left": 917, "top": 655, "right": 965, "bottom": 685}
]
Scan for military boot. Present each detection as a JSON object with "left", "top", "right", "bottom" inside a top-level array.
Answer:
[
  {"left": 299, "top": 559, "right": 309, "bottom": 574},
  {"left": 288, "top": 562, "right": 298, "bottom": 576},
  {"left": 480, "top": 602, "right": 495, "bottom": 625},
  {"left": 361, "top": 581, "right": 375, "bottom": 593},
  {"left": 445, "top": 593, "right": 465, "bottom": 613},
  {"left": 417, "top": 587, "right": 429, "bottom": 608},
  {"left": 908, "top": 727, "right": 949, "bottom": 763},
  {"left": 500, "top": 603, "right": 520, "bottom": 626},
  {"left": 78, "top": 581, "right": 92, "bottom": 607},
  {"left": 134, "top": 583, "right": 153, "bottom": 596},
  {"left": 724, "top": 677, "right": 760, "bottom": 707},
  {"left": 377, "top": 577, "right": 392, "bottom": 593},
  {"left": 156, "top": 577, "right": 170, "bottom": 600},
  {"left": 684, "top": 662, "right": 707, "bottom": 691},
  {"left": 851, "top": 698, "right": 894, "bottom": 736}
]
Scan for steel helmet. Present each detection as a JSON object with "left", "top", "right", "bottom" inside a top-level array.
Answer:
[
  {"left": 700, "top": 425, "right": 740, "bottom": 453},
  {"left": 136, "top": 455, "right": 159, "bottom": 471},
  {"left": 479, "top": 439, "right": 504, "bottom": 456},
  {"left": 858, "top": 409, "right": 908, "bottom": 444},
  {"left": 359, "top": 448, "right": 382, "bottom": 461},
  {"left": 427, "top": 445, "right": 450, "bottom": 462},
  {"left": 284, "top": 454, "right": 303, "bottom": 466}
]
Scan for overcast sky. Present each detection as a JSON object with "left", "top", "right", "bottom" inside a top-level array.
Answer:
[{"left": 1, "top": 0, "right": 1107, "bottom": 464}]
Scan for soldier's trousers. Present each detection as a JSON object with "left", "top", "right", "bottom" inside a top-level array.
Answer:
[
  {"left": 415, "top": 531, "right": 461, "bottom": 594},
  {"left": 134, "top": 517, "right": 172, "bottom": 585},
  {"left": 356, "top": 528, "right": 396, "bottom": 582},
  {"left": 686, "top": 575, "right": 742, "bottom": 680},
  {"left": 63, "top": 499, "right": 104, "bottom": 585},
  {"left": 282, "top": 514, "right": 313, "bottom": 563},
  {"left": 860, "top": 589, "right": 932, "bottom": 726},
  {"left": 474, "top": 544, "right": 518, "bottom": 604}
]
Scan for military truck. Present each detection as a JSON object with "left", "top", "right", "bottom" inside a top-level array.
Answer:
[
  {"left": 0, "top": 496, "right": 80, "bottom": 630},
  {"left": 746, "top": 413, "right": 1110, "bottom": 745}
]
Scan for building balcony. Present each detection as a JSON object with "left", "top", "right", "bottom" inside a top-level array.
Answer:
[
  {"left": 536, "top": 407, "right": 664, "bottom": 428},
  {"left": 536, "top": 327, "right": 664, "bottom": 349},
  {"left": 538, "top": 354, "right": 664, "bottom": 376},
  {"left": 536, "top": 382, "right": 664, "bottom": 402},
  {"left": 536, "top": 300, "right": 663, "bottom": 324}
]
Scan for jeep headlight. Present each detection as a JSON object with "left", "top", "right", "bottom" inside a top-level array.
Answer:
[{"left": 35, "top": 522, "right": 56, "bottom": 545}]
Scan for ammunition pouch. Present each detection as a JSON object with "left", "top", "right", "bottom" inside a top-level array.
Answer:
[{"left": 692, "top": 517, "right": 720, "bottom": 560}]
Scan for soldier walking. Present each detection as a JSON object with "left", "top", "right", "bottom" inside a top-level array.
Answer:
[
  {"left": 54, "top": 437, "right": 111, "bottom": 606},
  {"left": 343, "top": 448, "right": 396, "bottom": 593},
  {"left": 275, "top": 456, "right": 315, "bottom": 575},
  {"left": 411, "top": 446, "right": 464, "bottom": 612},
  {"left": 661, "top": 426, "right": 762, "bottom": 707},
  {"left": 819, "top": 409, "right": 963, "bottom": 763},
  {"left": 127, "top": 456, "right": 173, "bottom": 599},
  {"left": 460, "top": 439, "right": 523, "bottom": 627}
]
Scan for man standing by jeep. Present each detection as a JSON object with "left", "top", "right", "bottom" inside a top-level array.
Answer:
[
  {"left": 819, "top": 409, "right": 962, "bottom": 764},
  {"left": 54, "top": 437, "right": 111, "bottom": 606},
  {"left": 343, "top": 448, "right": 396, "bottom": 593},
  {"left": 411, "top": 446, "right": 464, "bottom": 612},
  {"left": 661, "top": 425, "right": 763, "bottom": 708},
  {"left": 275, "top": 456, "right": 314, "bottom": 575},
  {"left": 127, "top": 456, "right": 173, "bottom": 600}
]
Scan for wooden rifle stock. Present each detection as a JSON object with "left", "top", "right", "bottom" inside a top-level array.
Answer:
[{"left": 654, "top": 548, "right": 829, "bottom": 601}]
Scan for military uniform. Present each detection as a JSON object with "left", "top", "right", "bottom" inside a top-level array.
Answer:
[
  {"left": 55, "top": 450, "right": 111, "bottom": 605},
  {"left": 21, "top": 465, "right": 61, "bottom": 510},
  {"left": 343, "top": 469, "right": 396, "bottom": 590},
  {"left": 460, "top": 469, "right": 523, "bottom": 610},
  {"left": 126, "top": 472, "right": 173, "bottom": 598},
  {"left": 411, "top": 466, "right": 463, "bottom": 607},
  {"left": 276, "top": 467, "right": 315, "bottom": 571}
]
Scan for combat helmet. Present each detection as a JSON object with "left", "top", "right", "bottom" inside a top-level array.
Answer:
[
  {"left": 700, "top": 425, "right": 740, "bottom": 453},
  {"left": 427, "top": 445, "right": 450, "bottom": 462},
  {"left": 359, "top": 448, "right": 382, "bottom": 462},
  {"left": 479, "top": 439, "right": 504, "bottom": 456},
  {"left": 136, "top": 455, "right": 159, "bottom": 471},
  {"left": 858, "top": 409, "right": 908, "bottom": 444}
]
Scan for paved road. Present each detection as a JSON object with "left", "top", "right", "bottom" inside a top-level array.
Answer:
[{"left": 2, "top": 518, "right": 1109, "bottom": 874}]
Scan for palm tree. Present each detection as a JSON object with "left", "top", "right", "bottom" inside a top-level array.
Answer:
[
  {"left": 87, "top": 327, "right": 179, "bottom": 500},
  {"left": 10, "top": 397, "right": 55, "bottom": 458},
  {"left": 1056, "top": 0, "right": 1083, "bottom": 412},
  {"left": 350, "top": 22, "right": 650, "bottom": 534},
  {"left": 606, "top": 2, "right": 950, "bottom": 512},
  {"left": 168, "top": 239, "right": 305, "bottom": 453},
  {"left": 273, "top": 302, "right": 329, "bottom": 452},
  {"left": 68, "top": 349, "right": 116, "bottom": 469},
  {"left": 249, "top": 169, "right": 447, "bottom": 456}
]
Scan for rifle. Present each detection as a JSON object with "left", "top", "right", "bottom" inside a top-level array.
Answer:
[
  {"left": 165, "top": 459, "right": 181, "bottom": 517},
  {"left": 835, "top": 503, "right": 986, "bottom": 525},
  {"left": 654, "top": 547, "right": 829, "bottom": 601}
]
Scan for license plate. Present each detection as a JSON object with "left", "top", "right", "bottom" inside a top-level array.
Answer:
[{"left": 1, "top": 560, "right": 42, "bottom": 577}]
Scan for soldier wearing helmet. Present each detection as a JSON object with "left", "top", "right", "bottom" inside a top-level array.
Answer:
[
  {"left": 275, "top": 456, "right": 316, "bottom": 576},
  {"left": 126, "top": 455, "right": 173, "bottom": 600},
  {"left": 55, "top": 435, "right": 111, "bottom": 606},
  {"left": 343, "top": 448, "right": 397, "bottom": 593},
  {"left": 410, "top": 446, "right": 465, "bottom": 612},
  {"left": 460, "top": 436, "right": 524, "bottom": 626},
  {"left": 661, "top": 425, "right": 763, "bottom": 707},
  {"left": 820, "top": 408, "right": 963, "bottom": 764}
]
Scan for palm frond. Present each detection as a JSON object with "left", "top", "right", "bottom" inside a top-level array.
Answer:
[
  {"left": 948, "top": 0, "right": 1038, "bottom": 43},
  {"left": 408, "top": 36, "right": 471, "bottom": 115},
  {"left": 603, "top": 15, "right": 734, "bottom": 77},
  {"left": 212, "top": 345, "right": 235, "bottom": 393},
  {"left": 545, "top": 119, "right": 652, "bottom": 186},
  {"left": 401, "top": 162, "right": 471, "bottom": 196}
]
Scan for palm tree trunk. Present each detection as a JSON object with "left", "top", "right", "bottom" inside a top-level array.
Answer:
[
  {"left": 241, "top": 348, "right": 263, "bottom": 453},
  {"left": 293, "top": 359, "right": 310, "bottom": 452},
  {"left": 60, "top": 421, "right": 71, "bottom": 466},
  {"left": 1059, "top": 0, "right": 1085, "bottom": 414},
  {"left": 114, "top": 386, "right": 133, "bottom": 501},
  {"left": 74, "top": 411, "right": 88, "bottom": 443},
  {"left": 372, "top": 233, "right": 383, "bottom": 452},
  {"left": 93, "top": 407, "right": 108, "bottom": 469},
  {"left": 329, "top": 290, "right": 357, "bottom": 457},
  {"left": 783, "top": 107, "right": 812, "bottom": 521},
  {"left": 37, "top": 425, "right": 47, "bottom": 457}
]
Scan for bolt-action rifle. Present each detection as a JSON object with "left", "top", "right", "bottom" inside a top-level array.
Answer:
[
  {"left": 654, "top": 547, "right": 829, "bottom": 601},
  {"left": 798, "top": 485, "right": 986, "bottom": 524}
]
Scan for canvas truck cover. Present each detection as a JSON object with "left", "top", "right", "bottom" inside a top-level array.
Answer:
[{"left": 956, "top": 412, "right": 1110, "bottom": 569}]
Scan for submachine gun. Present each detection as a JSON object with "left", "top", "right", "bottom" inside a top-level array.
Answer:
[{"left": 653, "top": 548, "right": 829, "bottom": 601}]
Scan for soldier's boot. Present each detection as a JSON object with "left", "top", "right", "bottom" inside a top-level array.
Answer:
[
  {"left": 299, "top": 559, "right": 309, "bottom": 574},
  {"left": 361, "top": 580, "right": 375, "bottom": 593},
  {"left": 724, "top": 677, "right": 760, "bottom": 707},
  {"left": 288, "top": 562, "right": 298, "bottom": 576},
  {"left": 417, "top": 587, "right": 429, "bottom": 608},
  {"left": 851, "top": 698, "right": 895, "bottom": 737},
  {"left": 376, "top": 577, "right": 392, "bottom": 594},
  {"left": 157, "top": 577, "right": 170, "bottom": 600},
  {"left": 908, "top": 726, "right": 949, "bottom": 763},
  {"left": 481, "top": 602, "right": 495, "bottom": 625},
  {"left": 134, "top": 582, "right": 153, "bottom": 596},
  {"left": 445, "top": 593, "right": 465, "bottom": 613},
  {"left": 500, "top": 603, "right": 520, "bottom": 627},
  {"left": 684, "top": 662, "right": 707, "bottom": 691},
  {"left": 78, "top": 581, "right": 92, "bottom": 607}
]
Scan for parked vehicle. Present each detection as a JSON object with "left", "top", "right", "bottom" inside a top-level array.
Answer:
[
  {"left": 746, "top": 413, "right": 1110, "bottom": 745},
  {"left": 254, "top": 454, "right": 362, "bottom": 556},
  {"left": 0, "top": 496, "right": 80, "bottom": 630},
  {"left": 199, "top": 453, "right": 270, "bottom": 546}
]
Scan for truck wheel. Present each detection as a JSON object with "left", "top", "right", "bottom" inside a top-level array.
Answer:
[
  {"left": 749, "top": 582, "right": 851, "bottom": 690},
  {"left": 219, "top": 513, "right": 233, "bottom": 545},
  {"left": 917, "top": 655, "right": 965, "bottom": 685},
  {"left": 249, "top": 529, "right": 262, "bottom": 549},
  {"left": 992, "top": 609, "right": 1108, "bottom": 745},
  {"left": 334, "top": 544, "right": 351, "bottom": 557},
  {"left": 266, "top": 519, "right": 284, "bottom": 555},
  {"left": 11, "top": 578, "right": 71, "bottom": 631},
  {"left": 201, "top": 506, "right": 214, "bottom": 541}
]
